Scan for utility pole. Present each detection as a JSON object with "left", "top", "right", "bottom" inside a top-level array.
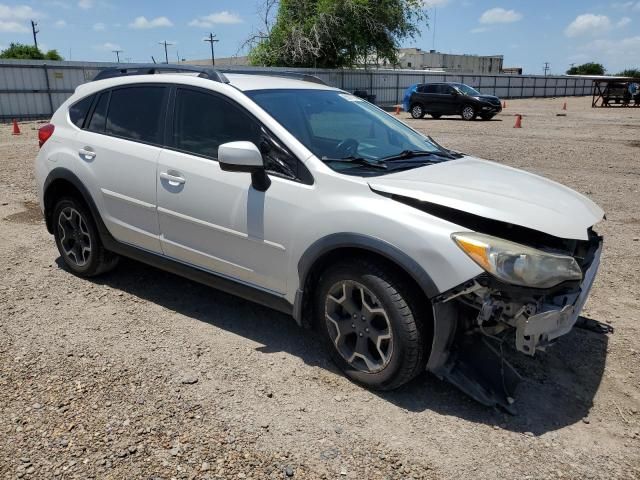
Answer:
[
  {"left": 204, "top": 32, "right": 219, "bottom": 66},
  {"left": 31, "top": 20, "right": 39, "bottom": 50},
  {"left": 543, "top": 62, "right": 550, "bottom": 76},
  {"left": 112, "top": 49, "right": 123, "bottom": 62},
  {"left": 432, "top": 7, "right": 437, "bottom": 52},
  {"left": 158, "top": 40, "right": 173, "bottom": 64}
]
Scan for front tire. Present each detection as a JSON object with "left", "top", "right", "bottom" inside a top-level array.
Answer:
[
  {"left": 53, "top": 197, "right": 119, "bottom": 277},
  {"left": 410, "top": 104, "right": 425, "bottom": 119},
  {"left": 315, "top": 259, "right": 430, "bottom": 391},
  {"left": 461, "top": 104, "right": 476, "bottom": 121}
]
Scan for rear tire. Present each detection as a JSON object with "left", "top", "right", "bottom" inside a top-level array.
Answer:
[
  {"left": 53, "top": 197, "right": 119, "bottom": 277},
  {"left": 315, "top": 258, "right": 430, "bottom": 391},
  {"left": 410, "top": 104, "right": 425, "bottom": 119},
  {"left": 461, "top": 104, "right": 476, "bottom": 121}
]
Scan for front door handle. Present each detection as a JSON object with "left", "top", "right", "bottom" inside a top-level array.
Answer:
[
  {"left": 160, "top": 171, "right": 186, "bottom": 185},
  {"left": 78, "top": 147, "right": 96, "bottom": 160}
]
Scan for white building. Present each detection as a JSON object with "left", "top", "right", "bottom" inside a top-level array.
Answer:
[{"left": 397, "top": 48, "right": 503, "bottom": 74}]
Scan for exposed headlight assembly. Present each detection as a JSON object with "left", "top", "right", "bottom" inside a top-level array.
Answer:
[{"left": 452, "top": 232, "right": 583, "bottom": 288}]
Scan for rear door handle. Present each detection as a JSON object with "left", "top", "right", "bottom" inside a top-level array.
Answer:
[
  {"left": 160, "top": 171, "right": 186, "bottom": 185},
  {"left": 78, "top": 147, "right": 96, "bottom": 160}
]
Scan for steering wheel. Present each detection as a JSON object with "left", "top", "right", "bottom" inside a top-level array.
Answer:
[{"left": 335, "top": 138, "right": 359, "bottom": 158}]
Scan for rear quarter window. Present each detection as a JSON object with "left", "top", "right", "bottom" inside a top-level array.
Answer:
[
  {"left": 105, "top": 86, "right": 166, "bottom": 144},
  {"left": 69, "top": 94, "right": 94, "bottom": 128}
]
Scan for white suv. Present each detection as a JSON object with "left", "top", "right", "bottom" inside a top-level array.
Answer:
[{"left": 35, "top": 65, "right": 604, "bottom": 410}]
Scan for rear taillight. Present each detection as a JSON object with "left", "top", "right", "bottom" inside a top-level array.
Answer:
[{"left": 38, "top": 124, "right": 55, "bottom": 148}]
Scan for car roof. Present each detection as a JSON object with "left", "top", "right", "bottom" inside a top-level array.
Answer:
[
  {"left": 76, "top": 72, "right": 339, "bottom": 97},
  {"left": 224, "top": 73, "right": 338, "bottom": 91}
]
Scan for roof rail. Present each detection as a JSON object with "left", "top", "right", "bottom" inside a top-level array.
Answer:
[
  {"left": 92, "top": 64, "right": 229, "bottom": 83},
  {"left": 219, "top": 69, "right": 328, "bottom": 86}
]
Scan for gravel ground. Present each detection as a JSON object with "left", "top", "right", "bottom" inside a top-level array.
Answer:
[{"left": 0, "top": 96, "right": 639, "bottom": 479}]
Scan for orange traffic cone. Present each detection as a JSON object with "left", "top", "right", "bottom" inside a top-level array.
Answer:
[
  {"left": 562, "top": 102, "right": 567, "bottom": 110},
  {"left": 514, "top": 114, "right": 522, "bottom": 128},
  {"left": 395, "top": 105, "right": 401, "bottom": 115},
  {"left": 503, "top": 100, "right": 506, "bottom": 108},
  {"left": 12, "top": 119, "right": 21, "bottom": 135}
]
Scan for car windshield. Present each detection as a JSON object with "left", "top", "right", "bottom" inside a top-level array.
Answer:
[
  {"left": 455, "top": 84, "right": 481, "bottom": 96},
  {"left": 246, "top": 89, "right": 451, "bottom": 175}
]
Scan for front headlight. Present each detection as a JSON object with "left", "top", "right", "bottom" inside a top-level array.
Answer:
[{"left": 452, "top": 232, "right": 583, "bottom": 288}]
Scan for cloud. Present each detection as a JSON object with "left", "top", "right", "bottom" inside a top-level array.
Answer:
[
  {"left": 129, "top": 16, "right": 173, "bottom": 29},
  {"left": 422, "top": 0, "right": 450, "bottom": 7},
  {"left": 188, "top": 11, "right": 243, "bottom": 27},
  {"left": 573, "top": 35, "right": 640, "bottom": 71},
  {"left": 0, "top": 20, "right": 28, "bottom": 32},
  {"left": 611, "top": 1, "right": 640, "bottom": 11},
  {"left": 479, "top": 7, "right": 522, "bottom": 24},
  {"left": 565, "top": 14, "right": 611, "bottom": 37},
  {"left": 54, "top": 19, "right": 67, "bottom": 28},
  {"left": 44, "top": 1, "right": 71, "bottom": 8},
  {"left": 93, "top": 22, "right": 105, "bottom": 31},
  {"left": 617, "top": 16, "right": 631, "bottom": 27},
  {"left": 78, "top": 0, "right": 93, "bottom": 9},
  {"left": 0, "top": 4, "right": 40, "bottom": 20},
  {"left": 95, "top": 42, "right": 120, "bottom": 51}
]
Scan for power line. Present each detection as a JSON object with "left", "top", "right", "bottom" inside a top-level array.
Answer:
[
  {"left": 204, "top": 33, "right": 219, "bottom": 66},
  {"left": 31, "top": 20, "right": 39, "bottom": 50},
  {"left": 543, "top": 62, "right": 550, "bottom": 76},
  {"left": 112, "top": 49, "right": 123, "bottom": 62},
  {"left": 158, "top": 40, "right": 174, "bottom": 64}
]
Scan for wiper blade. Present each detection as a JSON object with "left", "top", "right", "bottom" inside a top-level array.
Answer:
[
  {"left": 322, "top": 156, "right": 388, "bottom": 169},
  {"left": 381, "top": 149, "right": 453, "bottom": 162}
]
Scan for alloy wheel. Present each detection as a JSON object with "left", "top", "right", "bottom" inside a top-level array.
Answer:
[
  {"left": 411, "top": 105, "right": 423, "bottom": 118},
  {"left": 462, "top": 106, "right": 475, "bottom": 120},
  {"left": 58, "top": 207, "right": 92, "bottom": 267},
  {"left": 324, "top": 280, "right": 393, "bottom": 373}
]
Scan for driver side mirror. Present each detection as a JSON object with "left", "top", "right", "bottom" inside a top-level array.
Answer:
[
  {"left": 218, "top": 141, "right": 271, "bottom": 192},
  {"left": 450, "top": 89, "right": 458, "bottom": 97}
]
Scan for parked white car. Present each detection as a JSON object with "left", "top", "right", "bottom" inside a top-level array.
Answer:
[{"left": 35, "top": 65, "right": 604, "bottom": 410}]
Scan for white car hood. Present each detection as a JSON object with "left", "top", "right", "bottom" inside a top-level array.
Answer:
[{"left": 368, "top": 156, "right": 604, "bottom": 240}]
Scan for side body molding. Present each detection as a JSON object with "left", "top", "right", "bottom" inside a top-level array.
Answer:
[{"left": 294, "top": 233, "right": 440, "bottom": 325}]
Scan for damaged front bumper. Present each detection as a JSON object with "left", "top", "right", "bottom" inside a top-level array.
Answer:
[{"left": 426, "top": 236, "right": 603, "bottom": 412}]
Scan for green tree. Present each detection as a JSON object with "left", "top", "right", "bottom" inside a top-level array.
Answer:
[
  {"left": 566, "top": 62, "right": 605, "bottom": 75},
  {"left": 617, "top": 68, "right": 640, "bottom": 78},
  {"left": 247, "top": 0, "right": 427, "bottom": 68},
  {"left": 0, "top": 42, "right": 63, "bottom": 61},
  {"left": 44, "top": 49, "right": 63, "bottom": 61}
]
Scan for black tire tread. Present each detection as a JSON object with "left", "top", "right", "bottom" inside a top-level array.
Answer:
[
  {"left": 53, "top": 196, "right": 119, "bottom": 277},
  {"left": 316, "top": 257, "right": 428, "bottom": 391}
]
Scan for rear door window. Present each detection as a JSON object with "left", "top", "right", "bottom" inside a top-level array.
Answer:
[
  {"left": 69, "top": 94, "right": 94, "bottom": 128},
  {"left": 105, "top": 86, "right": 166, "bottom": 144},
  {"left": 423, "top": 84, "right": 438, "bottom": 94}
]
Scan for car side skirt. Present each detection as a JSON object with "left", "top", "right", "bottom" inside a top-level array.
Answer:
[{"left": 43, "top": 167, "right": 294, "bottom": 317}]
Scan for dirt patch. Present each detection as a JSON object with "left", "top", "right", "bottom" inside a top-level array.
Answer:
[
  {"left": 3, "top": 201, "right": 43, "bottom": 224},
  {"left": 626, "top": 140, "right": 640, "bottom": 148}
]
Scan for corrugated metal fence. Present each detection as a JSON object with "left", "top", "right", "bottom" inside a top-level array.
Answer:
[{"left": 0, "top": 59, "right": 593, "bottom": 120}]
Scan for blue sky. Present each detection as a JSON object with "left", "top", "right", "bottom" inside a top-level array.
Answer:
[{"left": 0, "top": 0, "right": 638, "bottom": 73}]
